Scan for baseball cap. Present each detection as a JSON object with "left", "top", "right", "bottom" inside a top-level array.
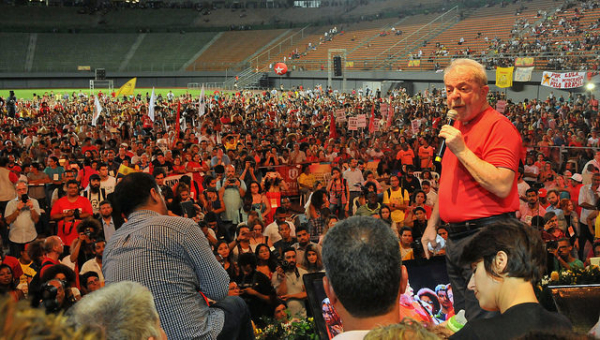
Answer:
[
  {"left": 89, "top": 174, "right": 101, "bottom": 181},
  {"left": 538, "top": 188, "right": 547, "bottom": 198},
  {"left": 570, "top": 174, "right": 583, "bottom": 183}
]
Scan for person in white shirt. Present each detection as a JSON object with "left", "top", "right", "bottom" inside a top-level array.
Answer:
[
  {"left": 264, "top": 207, "right": 296, "bottom": 244},
  {"left": 80, "top": 239, "right": 105, "bottom": 283},
  {"left": 98, "top": 163, "right": 116, "bottom": 195}
]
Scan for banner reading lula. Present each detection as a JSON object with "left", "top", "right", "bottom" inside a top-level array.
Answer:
[{"left": 541, "top": 71, "right": 586, "bottom": 89}]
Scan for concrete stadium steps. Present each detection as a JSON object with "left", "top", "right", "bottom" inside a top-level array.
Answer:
[
  {"left": 254, "top": 18, "right": 405, "bottom": 70},
  {"left": 187, "top": 29, "right": 292, "bottom": 71},
  {"left": 0, "top": 33, "right": 30, "bottom": 73},
  {"left": 32, "top": 33, "right": 139, "bottom": 72},
  {"left": 347, "top": 13, "right": 444, "bottom": 68},
  {"left": 124, "top": 32, "right": 218, "bottom": 72}
]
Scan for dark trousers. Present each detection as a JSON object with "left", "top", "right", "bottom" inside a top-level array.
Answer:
[
  {"left": 0, "top": 200, "right": 8, "bottom": 248},
  {"left": 578, "top": 223, "right": 595, "bottom": 260},
  {"left": 446, "top": 229, "right": 499, "bottom": 321},
  {"left": 348, "top": 191, "right": 361, "bottom": 215},
  {"left": 213, "top": 296, "right": 255, "bottom": 340}
]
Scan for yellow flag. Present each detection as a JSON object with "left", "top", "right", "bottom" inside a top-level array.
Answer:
[
  {"left": 115, "top": 77, "right": 137, "bottom": 97},
  {"left": 408, "top": 60, "right": 421, "bottom": 67},
  {"left": 496, "top": 67, "right": 514, "bottom": 88},
  {"left": 117, "top": 163, "right": 138, "bottom": 177}
]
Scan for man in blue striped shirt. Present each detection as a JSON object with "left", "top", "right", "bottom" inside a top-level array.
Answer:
[{"left": 104, "top": 172, "right": 254, "bottom": 340}]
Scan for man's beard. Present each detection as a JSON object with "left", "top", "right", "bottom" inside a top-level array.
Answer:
[{"left": 90, "top": 185, "right": 100, "bottom": 193}]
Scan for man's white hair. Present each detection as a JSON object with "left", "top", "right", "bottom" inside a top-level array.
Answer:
[
  {"left": 444, "top": 58, "right": 488, "bottom": 87},
  {"left": 69, "top": 281, "right": 161, "bottom": 340}
]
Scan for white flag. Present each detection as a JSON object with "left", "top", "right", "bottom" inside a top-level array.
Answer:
[
  {"left": 198, "top": 84, "right": 206, "bottom": 117},
  {"left": 92, "top": 95, "right": 102, "bottom": 126},
  {"left": 148, "top": 87, "right": 156, "bottom": 122},
  {"left": 180, "top": 115, "right": 187, "bottom": 133}
]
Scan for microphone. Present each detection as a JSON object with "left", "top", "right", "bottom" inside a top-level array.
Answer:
[{"left": 435, "top": 109, "right": 458, "bottom": 163}]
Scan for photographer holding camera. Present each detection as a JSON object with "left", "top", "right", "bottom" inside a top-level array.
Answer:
[
  {"left": 271, "top": 247, "right": 308, "bottom": 319},
  {"left": 239, "top": 156, "right": 259, "bottom": 187},
  {"left": 69, "top": 218, "right": 101, "bottom": 275},
  {"left": 50, "top": 180, "right": 93, "bottom": 253},
  {"left": 218, "top": 165, "right": 247, "bottom": 234},
  {"left": 5, "top": 180, "right": 40, "bottom": 256}
]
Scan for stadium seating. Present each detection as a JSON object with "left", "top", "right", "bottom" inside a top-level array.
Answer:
[
  {"left": 187, "top": 29, "right": 292, "bottom": 71},
  {"left": 127, "top": 32, "right": 217, "bottom": 72},
  {"left": 33, "top": 33, "right": 138, "bottom": 72},
  {"left": 1, "top": 0, "right": 599, "bottom": 74},
  {"left": 0, "top": 33, "right": 30, "bottom": 73}
]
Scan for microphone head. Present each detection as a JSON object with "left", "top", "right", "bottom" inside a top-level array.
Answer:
[{"left": 447, "top": 109, "right": 458, "bottom": 120}]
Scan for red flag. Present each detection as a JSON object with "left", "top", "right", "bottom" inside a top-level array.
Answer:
[
  {"left": 329, "top": 111, "right": 338, "bottom": 139},
  {"left": 175, "top": 101, "right": 181, "bottom": 141},
  {"left": 368, "top": 104, "right": 375, "bottom": 133}
]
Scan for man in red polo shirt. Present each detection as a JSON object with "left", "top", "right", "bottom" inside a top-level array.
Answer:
[
  {"left": 421, "top": 59, "right": 522, "bottom": 322},
  {"left": 50, "top": 180, "right": 93, "bottom": 250}
]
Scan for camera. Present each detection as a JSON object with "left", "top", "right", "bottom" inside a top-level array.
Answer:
[
  {"left": 412, "top": 239, "right": 425, "bottom": 259},
  {"left": 84, "top": 227, "right": 94, "bottom": 238},
  {"left": 228, "top": 178, "right": 236, "bottom": 184},
  {"left": 280, "top": 260, "right": 295, "bottom": 271},
  {"left": 41, "top": 279, "right": 70, "bottom": 313},
  {"left": 546, "top": 240, "right": 558, "bottom": 252},
  {"left": 21, "top": 194, "right": 29, "bottom": 203},
  {"left": 238, "top": 282, "right": 253, "bottom": 290},
  {"left": 73, "top": 209, "right": 81, "bottom": 220}
]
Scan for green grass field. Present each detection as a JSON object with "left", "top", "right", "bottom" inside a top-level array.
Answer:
[{"left": 1, "top": 88, "right": 225, "bottom": 101}]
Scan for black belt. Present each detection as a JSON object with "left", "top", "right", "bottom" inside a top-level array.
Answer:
[{"left": 443, "top": 212, "right": 516, "bottom": 238}]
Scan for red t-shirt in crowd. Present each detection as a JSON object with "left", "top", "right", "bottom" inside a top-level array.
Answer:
[{"left": 50, "top": 196, "right": 94, "bottom": 246}]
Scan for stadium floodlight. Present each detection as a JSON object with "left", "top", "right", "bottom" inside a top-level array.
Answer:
[{"left": 586, "top": 83, "right": 596, "bottom": 91}]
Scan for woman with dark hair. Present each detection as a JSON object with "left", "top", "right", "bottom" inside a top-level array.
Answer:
[
  {"left": 308, "top": 189, "right": 330, "bottom": 243},
  {"left": 302, "top": 244, "right": 324, "bottom": 273},
  {"left": 171, "top": 156, "right": 186, "bottom": 175},
  {"left": 377, "top": 204, "right": 399, "bottom": 237},
  {"left": 453, "top": 219, "right": 572, "bottom": 339},
  {"left": 327, "top": 167, "right": 349, "bottom": 219},
  {"left": 37, "top": 264, "right": 79, "bottom": 313},
  {"left": 214, "top": 240, "right": 238, "bottom": 280},
  {"left": 229, "top": 224, "right": 254, "bottom": 263},
  {"left": 186, "top": 153, "right": 209, "bottom": 190},
  {"left": 0, "top": 264, "right": 24, "bottom": 301},
  {"left": 69, "top": 218, "right": 101, "bottom": 271},
  {"left": 170, "top": 183, "right": 201, "bottom": 220},
  {"left": 255, "top": 243, "right": 278, "bottom": 280},
  {"left": 249, "top": 220, "right": 272, "bottom": 250},
  {"left": 262, "top": 171, "right": 288, "bottom": 224},
  {"left": 420, "top": 170, "right": 438, "bottom": 189},
  {"left": 245, "top": 181, "right": 270, "bottom": 223}
]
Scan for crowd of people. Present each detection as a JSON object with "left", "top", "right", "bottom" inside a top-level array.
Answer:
[{"left": 0, "top": 56, "right": 600, "bottom": 337}]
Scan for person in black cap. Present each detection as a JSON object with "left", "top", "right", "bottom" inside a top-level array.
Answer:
[{"left": 81, "top": 174, "right": 107, "bottom": 216}]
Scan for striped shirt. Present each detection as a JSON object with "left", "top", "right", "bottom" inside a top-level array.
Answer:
[{"left": 103, "top": 210, "right": 229, "bottom": 340}]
